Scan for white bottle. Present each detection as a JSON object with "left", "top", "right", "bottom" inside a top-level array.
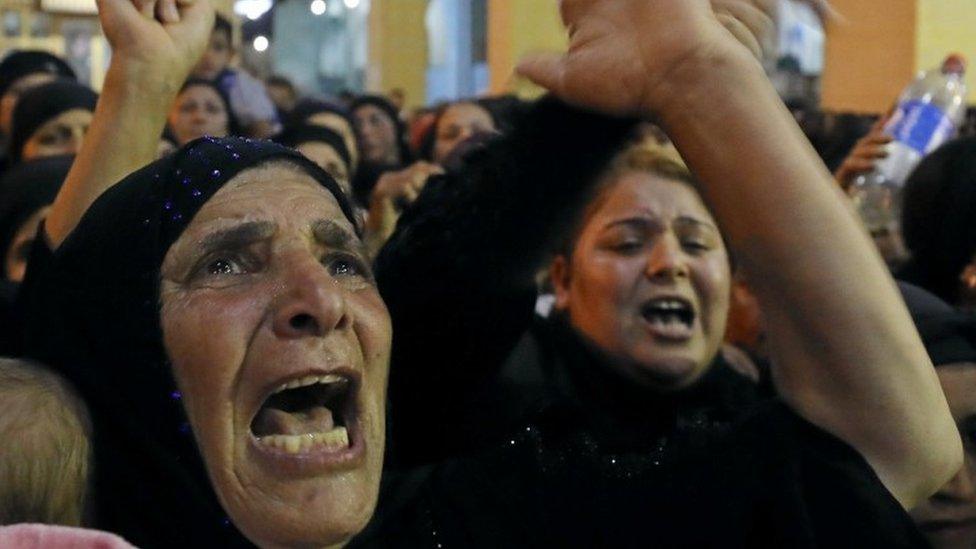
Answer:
[{"left": 848, "top": 54, "right": 968, "bottom": 257}]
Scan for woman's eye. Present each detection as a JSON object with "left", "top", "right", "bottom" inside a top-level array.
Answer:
[
  {"left": 325, "top": 254, "right": 369, "bottom": 279},
  {"left": 610, "top": 240, "right": 643, "bottom": 253},
  {"left": 197, "top": 256, "right": 249, "bottom": 279},
  {"left": 682, "top": 239, "right": 711, "bottom": 252},
  {"left": 37, "top": 128, "right": 67, "bottom": 146}
]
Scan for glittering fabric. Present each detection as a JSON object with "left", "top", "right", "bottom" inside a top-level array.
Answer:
[
  {"left": 17, "top": 136, "right": 352, "bottom": 547},
  {"left": 360, "top": 97, "right": 927, "bottom": 547}
]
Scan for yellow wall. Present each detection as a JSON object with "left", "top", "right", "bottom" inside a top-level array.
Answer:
[
  {"left": 366, "top": 0, "right": 428, "bottom": 108},
  {"left": 916, "top": 0, "right": 976, "bottom": 103},
  {"left": 821, "top": 0, "right": 917, "bottom": 113},
  {"left": 487, "top": 0, "right": 565, "bottom": 98}
]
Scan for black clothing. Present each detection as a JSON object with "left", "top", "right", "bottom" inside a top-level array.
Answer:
[
  {"left": 899, "top": 281, "right": 976, "bottom": 365},
  {"left": 361, "top": 98, "right": 926, "bottom": 547},
  {"left": 8, "top": 79, "right": 96, "bottom": 163},
  {"left": 0, "top": 154, "right": 72, "bottom": 276},
  {"left": 0, "top": 154, "right": 72, "bottom": 353},
  {"left": 17, "top": 137, "right": 352, "bottom": 548},
  {"left": 0, "top": 50, "right": 76, "bottom": 99}
]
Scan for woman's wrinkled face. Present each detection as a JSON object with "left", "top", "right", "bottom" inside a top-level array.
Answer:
[
  {"left": 911, "top": 363, "right": 976, "bottom": 548},
  {"left": 169, "top": 85, "right": 230, "bottom": 146},
  {"left": 432, "top": 103, "right": 495, "bottom": 165},
  {"left": 352, "top": 105, "right": 399, "bottom": 166},
  {"left": 21, "top": 108, "right": 92, "bottom": 161},
  {"left": 160, "top": 164, "right": 390, "bottom": 548},
  {"left": 307, "top": 112, "right": 359, "bottom": 170},
  {"left": 295, "top": 141, "right": 351, "bottom": 196},
  {"left": 552, "top": 172, "right": 730, "bottom": 391}
]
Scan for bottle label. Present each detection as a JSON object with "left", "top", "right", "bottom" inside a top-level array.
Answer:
[{"left": 886, "top": 100, "right": 957, "bottom": 154}]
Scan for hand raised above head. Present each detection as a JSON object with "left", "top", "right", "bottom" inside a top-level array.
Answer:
[
  {"left": 516, "top": 0, "right": 784, "bottom": 118},
  {"left": 96, "top": 0, "right": 214, "bottom": 82}
]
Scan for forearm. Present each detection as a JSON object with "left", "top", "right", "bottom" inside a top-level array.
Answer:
[
  {"left": 46, "top": 61, "right": 177, "bottom": 247},
  {"left": 657, "top": 50, "right": 960, "bottom": 505}
]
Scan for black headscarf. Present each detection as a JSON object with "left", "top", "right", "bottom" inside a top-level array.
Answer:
[
  {"left": 0, "top": 154, "right": 72, "bottom": 279},
  {"left": 19, "top": 136, "right": 355, "bottom": 547},
  {"left": 8, "top": 79, "right": 97, "bottom": 163},
  {"left": 900, "top": 281, "right": 976, "bottom": 366},
  {"left": 287, "top": 98, "right": 353, "bottom": 131},
  {"left": 0, "top": 50, "right": 76, "bottom": 99},
  {"left": 898, "top": 138, "right": 976, "bottom": 305},
  {"left": 275, "top": 124, "right": 352, "bottom": 171}
]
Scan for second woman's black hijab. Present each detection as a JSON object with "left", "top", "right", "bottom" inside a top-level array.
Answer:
[
  {"left": 8, "top": 79, "right": 97, "bottom": 163},
  {"left": 0, "top": 154, "right": 73, "bottom": 278},
  {"left": 19, "top": 136, "right": 355, "bottom": 547}
]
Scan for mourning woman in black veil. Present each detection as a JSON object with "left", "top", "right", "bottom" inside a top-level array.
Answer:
[{"left": 14, "top": 0, "right": 963, "bottom": 547}]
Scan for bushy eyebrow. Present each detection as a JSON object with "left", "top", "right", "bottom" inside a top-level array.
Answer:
[
  {"left": 312, "top": 219, "right": 369, "bottom": 258},
  {"left": 197, "top": 220, "right": 276, "bottom": 256},
  {"left": 604, "top": 215, "right": 718, "bottom": 233}
]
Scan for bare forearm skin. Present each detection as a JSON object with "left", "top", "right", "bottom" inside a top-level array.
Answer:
[
  {"left": 45, "top": 60, "right": 179, "bottom": 247},
  {"left": 655, "top": 47, "right": 960, "bottom": 508}
]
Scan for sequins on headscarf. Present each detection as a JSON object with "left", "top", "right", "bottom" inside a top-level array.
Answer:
[{"left": 144, "top": 136, "right": 358, "bottom": 267}]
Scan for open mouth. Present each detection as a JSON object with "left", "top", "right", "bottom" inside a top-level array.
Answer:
[
  {"left": 640, "top": 297, "right": 696, "bottom": 340},
  {"left": 251, "top": 373, "right": 355, "bottom": 455}
]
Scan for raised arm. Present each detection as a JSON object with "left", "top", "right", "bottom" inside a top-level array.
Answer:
[
  {"left": 44, "top": 0, "right": 213, "bottom": 247},
  {"left": 518, "top": 0, "right": 960, "bottom": 508}
]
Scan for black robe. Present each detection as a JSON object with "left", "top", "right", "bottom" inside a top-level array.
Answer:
[{"left": 355, "top": 98, "right": 927, "bottom": 547}]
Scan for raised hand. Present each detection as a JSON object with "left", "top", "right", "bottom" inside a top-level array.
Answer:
[
  {"left": 516, "top": 0, "right": 777, "bottom": 117},
  {"left": 96, "top": 0, "right": 214, "bottom": 83},
  {"left": 834, "top": 116, "right": 893, "bottom": 191}
]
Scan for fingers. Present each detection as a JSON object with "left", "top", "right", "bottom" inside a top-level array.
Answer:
[
  {"left": 155, "top": 0, "right": 180, "bottom": 23},
  {"left": 716, "top": 12, "right": 763, "bottom": 60},
  {"left": 713, "top": 0, "right": 775, "bottom": 58},
  {"left": 131, "top": 0, "right": 157, "bottom": 18},
  {"left": 516, "top": 52, "right": 567, "bottom": 95}
]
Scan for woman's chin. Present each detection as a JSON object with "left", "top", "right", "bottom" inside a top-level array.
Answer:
[{"left": 624, "top": 348, "right": 710, "bottom": 392}]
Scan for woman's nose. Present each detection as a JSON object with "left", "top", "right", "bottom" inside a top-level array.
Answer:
[
  {"left": 271, "top": 256, "right": 350, "bottom": 339},
  {"left": 645, "top": 234, "right": 689, "bottom": 281}
]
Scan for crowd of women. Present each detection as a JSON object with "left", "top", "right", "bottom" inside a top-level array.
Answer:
[{"left": 0, "top": 0, "right": 975, "bottom": 547}]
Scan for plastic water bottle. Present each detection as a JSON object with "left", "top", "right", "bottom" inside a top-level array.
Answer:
[{"left": 848, "top": 54, "right": 968, "bottom": 262}]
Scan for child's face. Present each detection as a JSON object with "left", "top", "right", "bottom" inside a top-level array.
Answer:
[{"left": 193, "top": 29, "right": 232, "bottom": 80}]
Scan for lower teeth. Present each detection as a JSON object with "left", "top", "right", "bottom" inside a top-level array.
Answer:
[{"left": 258, "top": 427, "right": 349, "bottom": 454}]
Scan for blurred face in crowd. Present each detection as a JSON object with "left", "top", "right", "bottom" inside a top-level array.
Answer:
[
  {"left": 912, "top": 363, "right": 976, "bottom": 548},
  {"left": 4, "top": 206, "right": 49, "bottom": 282},
  {"left": 0, "top": 72, "right": 57, "bottom": 136},
  {"left": 169, "top": 84, "right": 230, "bottom": 146},
  {"left": 353, "top": 105, "right": 400, "bottom": 166},
  {"left": 295, "top": 141, "right": 351, "bottom": 195},
  {"left": 432, "top": 102, "right": 495, "bottom": 165},
  {"left": 552, "top": 170, "right": 730, "bottom": 391},
  {"left": 193, "top": 29, "right": 232, "bottom": 81},
  {"left": 21, "top": 108, "right": 92, "bottom": 161},
  {"left": 308, "top": 112, "right": 359, "bottom": 169},
  {"left": 160, "top": 163, "right": 390, "bottom": 547}
]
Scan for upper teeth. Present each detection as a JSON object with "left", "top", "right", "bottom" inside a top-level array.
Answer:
[
  {"left": 273, "top": 374, "right": 344, "bottom": 395},
  {"left": 650, "top": 300, "right": 687, "bottom": 310}
]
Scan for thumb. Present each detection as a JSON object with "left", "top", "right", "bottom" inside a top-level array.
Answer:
[{"left": 516, "top": 52, "right": 567, "bottom": 94}]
